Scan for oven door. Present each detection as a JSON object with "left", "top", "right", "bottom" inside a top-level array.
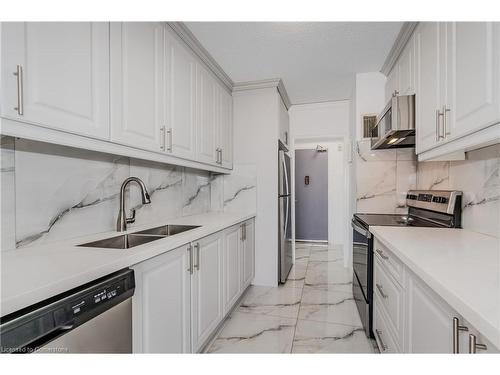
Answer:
[{"left": 351, "top": 218, "right": 374, "bottom": 337}]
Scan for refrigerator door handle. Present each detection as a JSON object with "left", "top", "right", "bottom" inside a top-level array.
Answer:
[
  {"left": 284, "top": 197, "right": 289, "bottom": 240},
  {"left": 282, "top": 153, "right": 290, "bottom": 196}
]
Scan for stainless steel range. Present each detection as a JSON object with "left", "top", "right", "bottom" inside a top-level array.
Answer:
[{"left": 351, "top": 190, "right": 462, "bottom": 338}]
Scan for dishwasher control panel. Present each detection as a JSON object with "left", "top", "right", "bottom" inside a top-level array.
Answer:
[
  {"left": 0, "top": 268, "right": 135, "bottom": 353},
  {"left": 69, "top": 272, "right": 133, "bottom": 318}
]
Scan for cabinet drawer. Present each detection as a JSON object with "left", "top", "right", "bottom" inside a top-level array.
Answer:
[
  {"left": 374, "top": 238, "right": 404, "bottom": 285},
  {"left": 373, "top": 304, "right": 400, "bottom": 353},
  {"left": 374, "top": 257, "right": 404, "bottom": 345}
]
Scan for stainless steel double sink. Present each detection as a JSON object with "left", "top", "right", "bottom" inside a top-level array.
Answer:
[{"left": 77, "top": 225, "right": 200, "bottom": 249}]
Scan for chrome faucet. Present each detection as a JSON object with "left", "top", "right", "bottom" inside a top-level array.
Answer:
[{"left": 117, "top": 177, "right": 151, "bottom": 232}]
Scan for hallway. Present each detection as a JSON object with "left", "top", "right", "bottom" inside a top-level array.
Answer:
[{"left": 206, "top": 242, "right": 377, "bottom": 353}]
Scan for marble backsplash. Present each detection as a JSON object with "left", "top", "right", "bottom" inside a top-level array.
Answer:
[
  {"left": 416, "top": 144, "right": 500, "bottom": 238},
  {"left": 355, "top": 138, "right": 499, "bottom": 238},
  {"left": 0, "top": 136, "right": 257, "bottom": 252},
  {"left": 355, "top": 139, "right": 417, "bottom": 214}
]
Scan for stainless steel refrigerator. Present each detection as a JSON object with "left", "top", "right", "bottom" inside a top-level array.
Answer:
[{"left": 278, "top": 148, "right": 293, "bottom": 284}]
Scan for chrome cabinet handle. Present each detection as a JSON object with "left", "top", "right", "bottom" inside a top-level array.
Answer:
[
  {"left": 241, "top": 224, "right": 246, "bottom": 241},
  {"left": 443, "top": 105, "right": 451, "bottom": 137},
  {"left": 187, "top": 244, "right": 193, "bottom": 274},
  {"left": 194, "top": 243, "right": 200, "bottom": 271},
  {"left": 376, "top": 249, "right": 389, "bottom": 260},
  {"left": 166, "top": 128, "right": 172, "bottom": 152},
  {"left": 216, "top": 148, "right": 222, "bottom": 164},
  {"left": 375, "top": 329, "right": 388, "bottom": 352},
  {"left": 453, "top": 317, "right": 469, "bottom": 353},
  {"left": 13, "top": 65, "right": 24, "bottom": 115},
  {"left": 469, "top": 334, "right": 487, "bottom": 353},
  {"left": 435, "top": 109, "right": 445, "bottom": 141},
  {"left": 160, "top": 126, "right": 166, "bottom": 151},
  {"left": 215, "top": 148, "right": 221, "bottom": 164},
  {"left": 376, "top": 283, "right": 388, "bottom": 299}
]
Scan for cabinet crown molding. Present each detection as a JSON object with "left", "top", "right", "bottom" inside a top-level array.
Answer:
[
  {"left": 381, "top": 22, "right": 419, "bottom": 75},
  {"left": 233, "top": 78, "right": 292, "bottom": 110},
  {"left": 167, "top": 22, "right": 234, "bottom": 92}
]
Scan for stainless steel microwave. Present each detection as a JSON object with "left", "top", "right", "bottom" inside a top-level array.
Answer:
[{"left": 371, "top": 94, "right": 416, "bottom": 150}]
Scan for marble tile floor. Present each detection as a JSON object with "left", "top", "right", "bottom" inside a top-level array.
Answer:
[{"left": 206, "top": 242, "right": 378, "bottom": 353}]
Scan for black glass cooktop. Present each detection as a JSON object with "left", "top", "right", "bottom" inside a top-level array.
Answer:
[{"left": 353, "top": 213, "right": 440, "bottom": 228}]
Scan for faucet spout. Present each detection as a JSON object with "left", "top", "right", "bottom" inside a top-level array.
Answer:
[{"left": 117, "top": 177, "right": 151, "bottom": 232}]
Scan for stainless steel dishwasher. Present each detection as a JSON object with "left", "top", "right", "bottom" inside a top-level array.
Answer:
[{"left": 0, "top": 268, "right": 135, "bottom": 354}]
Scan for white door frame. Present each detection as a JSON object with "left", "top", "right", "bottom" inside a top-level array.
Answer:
[{"left": 290, "top": 135, "right": 350, "bottom": 266}]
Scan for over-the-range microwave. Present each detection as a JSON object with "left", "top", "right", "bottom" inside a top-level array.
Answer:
[{"left": 371, "top": 94, "right": 416, "bottom": 150}]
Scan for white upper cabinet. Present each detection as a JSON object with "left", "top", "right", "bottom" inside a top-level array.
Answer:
[
  {"left": 196, "top": 64, "right": 218, "bottom": 165},
  {"left": 398, "top": 37, "right": 415, "bottom": 96},
  {"left": 411, "top": 22, "right": 500, "bottom": 159},
  {"left": 1, "top": 22, "right": 110, "bottom": 139},
  {"left": 385, "top": 67, "right": 399, "bottom": 103},
  {"left": 218, "top": 87, "right": 233, "bottom": 168},
  {"left": 110, "top": 22, "right": 164, "bottom": 151},
  {"left": 415, "top": 22, "right": 447, "bottom": 153},
  {"left": 164, "top": 30, "right": 197, "bottom": 160},
  {"left": 447, "top": 22, "right": 500, "bottom": 139},
  {"left": 1, "top": 22, "right": 233, "bottom": 172}
]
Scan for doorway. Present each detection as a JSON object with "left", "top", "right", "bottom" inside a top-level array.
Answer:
[{"left": 294, "top": 148, "right": 328, "bottom": 241}]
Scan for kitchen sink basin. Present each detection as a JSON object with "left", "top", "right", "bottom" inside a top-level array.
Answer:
[
  {"left": 77, "top": 224, "right": 200, "bottom": 249},
  {"left": 77, "top": 234, "right": 165, "bottom": 249},
  {"left": 133, "top": 224, "right": 200, "bottom": 236}
]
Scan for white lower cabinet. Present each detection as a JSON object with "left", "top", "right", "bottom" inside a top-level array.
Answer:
[
  {"left": 132, "top": 219, "right": 255, "bottom": 353},
  {"left": 240, "top": 220, "right": 255, "bottom": 289},
  {"left": 191, "top": 232, "right": 224, "bottom": 352},
  {"left": 223, "top": 225, "right": 242, "bottom": 315},
  {"left": 132, "top": 244, "right": 191, "bottom": 353},
  {"left": 373, "top": 236, "right": 498, "bottom": 354},
  {"left": 405, "top": 270, "right": 458, "bottom": 353},
  {"left": 373, "top": 303, "right": 400, "bottom": 353}
]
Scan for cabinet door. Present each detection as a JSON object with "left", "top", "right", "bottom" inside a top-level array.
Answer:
[
  {"left": 1, "top": 22, "right": 109, "bottom": 139},
  {"left": 405, "top": 272, "right": 456, "bottom": 353},
  {"left": 398, "top": 36, "right": 415, "bottom": 95},
  {"left": 385, "top": 67, "right": 399, "bottom": 103},
  {"left": 218, "top": 87, "right": 233, "bottom": 168},
  {"left": 223, "top": 225, "right": 241, "bottom": 315},
  {"left": 132, "top": 245, "right": 191, "bottom": 353},
  {"left": 415, "top": 22, "right": 446, "bottom": 153},
  {"left": 165, "top": 30, "right": 197, "bottom": 160},
  {"left": 110, "top": 22, "right": 164, "bottom": 151},
  {"left": 191, "top": 232, "right": 223, "bottom": 352},
  {"left": 196, "top": 64, "right": 218, "bottom": 165},
  {"left": 240, "top": 220, "right": 255, "bottom": 289},
  {"left": 447, "top": 22, "right": 500, "bottom": 139}
]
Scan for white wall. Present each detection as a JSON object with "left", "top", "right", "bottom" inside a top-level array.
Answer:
[
  {"left": 232, "top": 88, "right": 280, "bottom": 286},
  {"left": 289, "top": 101, "right": 350, "bottom": 253},
  {"left": 346, "top": 72, "right": 387, "bottom": 267},
  {"left": 290, "top": 101, "right": 350, "bottom": 138},
  {"left": 354, "top": 72, "right": 386, "bottom": 141}
]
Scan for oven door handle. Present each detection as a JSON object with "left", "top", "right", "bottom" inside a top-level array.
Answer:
[{"left": 351, "top": 219, "right": 371, "bottom": 239}]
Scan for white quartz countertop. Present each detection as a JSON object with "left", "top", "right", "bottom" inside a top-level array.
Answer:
[
  {"left": 370, "top": 226, "right": 500, "bottom": 349},
  {"left": 1, "top": 211, "right": 255, "bottom": 317}
]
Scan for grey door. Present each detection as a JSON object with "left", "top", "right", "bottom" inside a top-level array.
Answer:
[{"left": 295, "top": 149, "right": 328, "bottom": 241}]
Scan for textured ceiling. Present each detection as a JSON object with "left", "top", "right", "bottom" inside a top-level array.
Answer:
[{"left": 185, "top": 22, "right": 403, "bottom": 104}]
